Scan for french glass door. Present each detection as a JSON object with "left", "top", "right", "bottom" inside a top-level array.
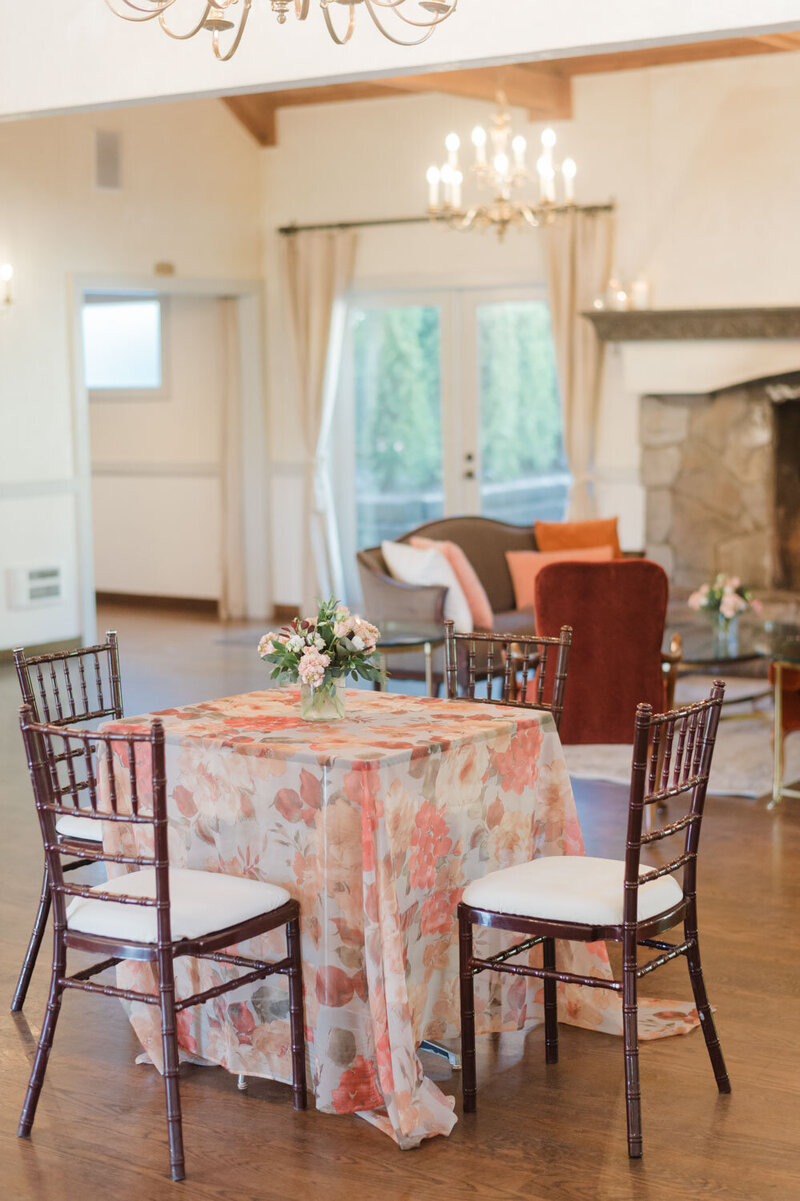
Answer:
[{"left": 332, "top": 287, "right": 568, "bottom": 602}]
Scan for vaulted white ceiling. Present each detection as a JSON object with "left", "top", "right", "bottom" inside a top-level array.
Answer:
[{"left": 2, "top": 0, "right": 800, "bottom": 120}]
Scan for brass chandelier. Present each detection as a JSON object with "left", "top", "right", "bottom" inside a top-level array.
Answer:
[
  {"left": 106, "top": 1, "right": 459, "bottom": 57},
  {"left": 425, "top": 93, "right": 595, "bottom": 239}
]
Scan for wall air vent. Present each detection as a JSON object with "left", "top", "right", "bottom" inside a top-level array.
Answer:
[
  {"left": 95, "top": 130, "right": 121, "bottom": 191},
  {"left": 6, "top": 566, "right": 64, "bottom": 609}
]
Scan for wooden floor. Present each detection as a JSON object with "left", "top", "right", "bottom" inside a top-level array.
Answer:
[{"left": 2, "top": 604, "right": 799, "bottom": 1201}]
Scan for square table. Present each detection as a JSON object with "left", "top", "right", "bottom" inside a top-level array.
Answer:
[{"left": 100, "top": 687, "right": 699, "bottom": 1147}]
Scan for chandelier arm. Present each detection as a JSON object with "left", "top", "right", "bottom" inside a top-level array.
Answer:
[
  {"left": 295, "top": 0, "right": 310, "bottom": 17},
  {"left": 105, "top": 0, "right": 175, "bottom": 21},
  {"left": 212, "top": 0, "right": 253, "bottom": 62},
  {"left": 322, "top": 3, "right": 356, "bottom": 46},
  {"left": 158, "top": 3, "right": 214, "bottom": 39},
  {"left": 364, "top": 0, "right": 436, "bottom": 44},
  {"left": 367, "top": 0, "right": 458, "bottom": 29}
]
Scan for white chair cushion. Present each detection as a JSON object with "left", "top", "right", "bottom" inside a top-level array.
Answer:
[
  {"left": 66, "top": 867, "right": 291, "bottom": 943},
  {"left": 462, "top": 855, "right": 683, "bottom": 927},
  {"left": 56, "top": 813, "right": 103, "bottom": 842}
]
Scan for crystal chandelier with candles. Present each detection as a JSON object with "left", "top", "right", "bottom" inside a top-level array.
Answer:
[
  {"left": 425, "top": 94, "right": 581, "bottom": 239},
  {"left": 106, "top": 1, "right": 458, "bottom": 57}
]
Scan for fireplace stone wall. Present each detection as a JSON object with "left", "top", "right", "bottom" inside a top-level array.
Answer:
[{"left": 641, "top": 384, "right": 777, "bottom": 590}]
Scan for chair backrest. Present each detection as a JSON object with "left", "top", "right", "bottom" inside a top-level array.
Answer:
[
  {"left": 533, "top": 559, "right": 669, "bottom": 745},
  {"left": 444, "top": 619, "right": 572, "bottom": 729},
  {"left": 14, "top": 632, "right": 124, "bottom": 726},
  {"left": 18, "top": 707, "right": 172, "bottom": 945},
  {"left": 623, "top": 682, "right": 725, "bottom": 928}
]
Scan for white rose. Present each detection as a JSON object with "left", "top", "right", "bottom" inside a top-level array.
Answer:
[
  {"left": 287, "top": 634, "right": 304, "bottom": 653},
  {"left": 351, "top": 634, "right": 365, "bottom": 651},
  {"left": 314, "top": 635, "right": 325, "bottom": 650}
]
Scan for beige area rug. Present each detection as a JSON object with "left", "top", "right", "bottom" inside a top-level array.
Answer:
[{"left": 565, "top": 678, "right": 800, "bottom": 799}]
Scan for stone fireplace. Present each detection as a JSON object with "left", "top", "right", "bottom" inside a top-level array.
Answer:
[
  {"left": 640, "top": 376, "right": 798, "bottom": 589},
  {"left": 585, "top": 307, "right": 800, "bottom": 593}
]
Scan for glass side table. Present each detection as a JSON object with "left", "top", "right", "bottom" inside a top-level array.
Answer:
[
  {"left": 753, "top": 622, "right": 800, "bottom": 808},
  {"left": 375, "top": 622, "right": 445, "bottom": 698}
]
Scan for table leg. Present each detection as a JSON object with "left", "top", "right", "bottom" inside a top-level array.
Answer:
[
  {"left": 769, "top": 661, "right": 784, "bottom": 810},
  {"left": 424, "top": 642, "right": 433, "bottom": 698}
]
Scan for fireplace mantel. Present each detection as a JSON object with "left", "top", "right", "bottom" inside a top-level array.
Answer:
[{"left": 582, "top": 307, "right": 800, "bottom": 342}]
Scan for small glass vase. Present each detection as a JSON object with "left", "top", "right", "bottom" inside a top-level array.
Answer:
[
  {"left": 299, "top": 677, "right": 346, "bottom": 722},
  {"left": 712, "top": 611, "right": 739, "bottom": 657}
]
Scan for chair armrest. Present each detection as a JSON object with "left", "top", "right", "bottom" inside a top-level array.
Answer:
[
  {"left": 357, "top": 558, "right": 447, "bottom": 626},
  {"left": 661, "top": 633, "right": 683, "bottom": 712}
]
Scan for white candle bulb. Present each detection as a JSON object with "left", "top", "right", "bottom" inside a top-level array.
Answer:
[
  {"left": 0, "top": 263, "right": 13, "bottom": 282},
  {"left": 511, "top": 135, "right": 526, "bottom": 167},
  {"left": 562, "top": 157, "right": 576, "bottom": 203},
  {"left": 494, "top": 152, "right": 509, "bottom": 177},
  {"left": 426, "top": 165, "right": 440, "bottom": 209},
  {"left": 440, "top": 163, "right": 454, "bottom": 206},
  {"left": 537, "top": 155, "right": 555, "bottom": 202},
  {"left": 451, "top": 169, "right": 463, "bottom": 211},
  {"left": 541, "top": 128, "right": 557, "bottom": 150},
  {"left": 445, "top": 131, "right": 460, "bottom": 169},
  {"left": 472, "top": 124, "right": 487, "bottom": 165}
]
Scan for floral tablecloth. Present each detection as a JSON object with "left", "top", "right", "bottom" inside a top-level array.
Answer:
[{"left": 100, "top": 688, "right": 699, "bottom": 1147}]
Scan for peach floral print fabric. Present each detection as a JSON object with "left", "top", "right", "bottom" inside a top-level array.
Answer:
[{"left": 100, "top": 689, "right": 699, "bottom": 1148}]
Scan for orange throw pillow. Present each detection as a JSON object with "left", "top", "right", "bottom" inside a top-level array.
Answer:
[
  {"left": 410, "top": 536, "right": 494, "bottom": 630},
  {"left": 535, "top": 517, "right": 621, "bottom": 559},
  {"left": 506, "top": 546, "right": 615, "bottom": 610}
]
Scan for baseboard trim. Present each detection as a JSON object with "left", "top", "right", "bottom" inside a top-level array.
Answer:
[{"left": 96, "top": 592, "right": 219, "bottom": 616}]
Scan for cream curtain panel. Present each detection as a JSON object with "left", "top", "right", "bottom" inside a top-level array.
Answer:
[
  {"left": 283, "top": 229, "right": 358, "bottom": 613},
  {"left": 543, "top": 209, "right": 616, "bottom": 520},
  {"left": 218, "top": 297, "right": 247, "bottom": 623}
]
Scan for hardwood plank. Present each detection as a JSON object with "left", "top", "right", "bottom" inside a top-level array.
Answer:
[{"left": 1, "top": 603, "right": 799, "bottom": 1198}]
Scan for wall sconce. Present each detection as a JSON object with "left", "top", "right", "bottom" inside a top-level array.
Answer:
[{"left": 1, "top": 263, "right": 13, "bottom": 311}]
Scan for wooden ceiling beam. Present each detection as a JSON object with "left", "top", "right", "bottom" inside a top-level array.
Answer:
[
  {"left": 375, "top": 65, "right": 572, "bottom": 120},
  {"left": 223, "top": 95, "right": 277, "bottom": 147}
]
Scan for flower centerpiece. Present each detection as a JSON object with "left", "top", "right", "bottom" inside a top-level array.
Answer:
[
  {"left": 258, "top": 598, "right": 383, "bottom": 721},
  {"left": 688, "top": 574, "right": 763, "bottom": 626}
]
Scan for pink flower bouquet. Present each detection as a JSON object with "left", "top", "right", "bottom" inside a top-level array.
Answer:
[
  {"left": 259, "top": 598, "right": 383, "bottom": 719},
  {"left": 687, "top": 574, "right": 763, "bottom": 624}
]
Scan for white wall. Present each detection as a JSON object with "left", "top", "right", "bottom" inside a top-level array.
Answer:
[
  {"left": 0, "top": 99, "right": 263, "bottom": 650},
  {"left": 261, "top": 49, "right": 800, "bottom": 599},
  {"left": 90, "top": 295, "right": 226, "bottom": 600}
]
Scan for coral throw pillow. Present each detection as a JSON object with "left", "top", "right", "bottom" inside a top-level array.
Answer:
[
  {"left": 506, "top": 546, "right": 615, "bottom": 610},
  {"left": 535, "top": 517, "right": 622, "bottom": 559},
  {"left": 409, "top": 536, "right": 494, "bottom": 630},
  {"left": 381, "top": 540, "right": 474, "bottom": 632}
]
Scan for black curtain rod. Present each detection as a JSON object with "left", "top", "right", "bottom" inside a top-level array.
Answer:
[{"left": 277, "top": 203, "right": 615, "bottom": 236}]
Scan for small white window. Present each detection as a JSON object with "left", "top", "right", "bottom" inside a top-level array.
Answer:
[{"left": 82, "top": 295, "right": 165, "bottom": 396}]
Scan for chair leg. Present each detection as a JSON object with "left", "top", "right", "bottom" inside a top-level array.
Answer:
[
  {"left": 458, "top": 906, "right": 477, "bottom": 1113},
  {"left": 12, "top": 860, "right": 52, "bottom": 1012},
  {"left": 157, "top": 950, "right": 185, "bottom": 1182},
  {"left": 542, "top": 938, "right": 559, "bottom": 1065},
  {"left": 286, "top": 916, "right": 307, "bottom": 1111},
  {"left": 685, "top": 912, "right": 731, "bottom": 1094},
  {"left": 18, "top": 922, "right": 66, "bottom": 1137},
  {"left": 622, "top": 935, "right": 643, "bottom": 1158}
]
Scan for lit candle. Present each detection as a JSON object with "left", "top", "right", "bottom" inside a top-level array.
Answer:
[
  {"left": 537, "top": 156, "right": 555, "bottom": 203},
  {"left": 471, "top": 125, "right": 487, "bottom": 166},
  {"left": 511, "top": 135, "right": 526, "bottom": 169},
  {"left": 451, "top": 169, "right": 463, "bottom": 211},
  {"left": 562, "top": 157, "right": 576, "bottom": 203},
  {"left": 445, "top": 132, "right": 460, "bottom": 170},
  {"left": 440, "top": 163, "right": 454, "bottom": 208},
  {"left": 630, "top": 279, "right": 650, "bottom": 310},
  {"left": 426, "top": 165, "right": 440, "bottom": 210},
  {"left": 541, "top": 127, "right": 556, "bottom": 169}
]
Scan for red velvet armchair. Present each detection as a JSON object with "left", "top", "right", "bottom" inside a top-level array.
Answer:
[{"left": 532, "top": 559, "right": 678, "bottom": 745}]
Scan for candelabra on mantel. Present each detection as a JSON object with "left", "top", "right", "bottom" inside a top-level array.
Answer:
[{"left": 425, "top": 94, "right": 607, "bottom": 239}]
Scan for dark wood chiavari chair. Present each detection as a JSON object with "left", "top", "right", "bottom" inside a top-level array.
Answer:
[
  {"left": 458, "top": 682, "right": 730, "bottom": 1157},
  {"left": 444, "top": 619, "right": 573, "bottom": 729},
  {"left": 16, "top": 708, "right": 306, "bottom": 1181},
  {"left": 11, "top": 633, "right": 124, "bottom": 1011}
]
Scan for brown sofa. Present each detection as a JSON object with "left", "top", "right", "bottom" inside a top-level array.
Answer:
[{"left": 357, "top": 517, "right": 541, "bottom": 684}]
